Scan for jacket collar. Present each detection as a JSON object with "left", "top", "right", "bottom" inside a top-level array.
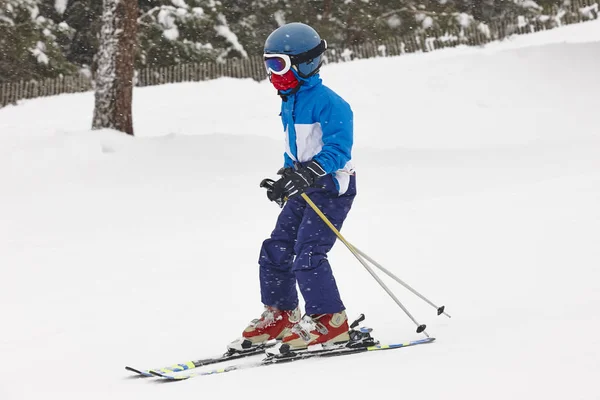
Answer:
[{"left": 278, "top": 73, "right": 322, "bottom": 101}]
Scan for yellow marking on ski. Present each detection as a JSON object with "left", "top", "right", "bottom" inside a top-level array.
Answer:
[
  {"left": 160, "top": 373, "right": 188, "bottom": 380},
  {"left": 161, "top": 361, "right": 194, "bottom": 373},
  {"left": 180, "top": 361, "right": 195, "bottom": 370}
]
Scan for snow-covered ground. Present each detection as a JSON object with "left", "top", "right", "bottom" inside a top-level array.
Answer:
[{"left": 1, "top": 19, "right": 599, "bottom": 400}]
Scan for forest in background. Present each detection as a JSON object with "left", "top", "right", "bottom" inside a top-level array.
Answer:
[{"left": 1, "top": 0, "right": 598, "bottom": 83}]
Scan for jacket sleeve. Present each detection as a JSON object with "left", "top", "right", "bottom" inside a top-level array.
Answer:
[
  {"left": 312, "top": 96, "right": 354, "bottom": 174},
  {"left": 283, "top": 152, "right": 295, "bottom": 168}
]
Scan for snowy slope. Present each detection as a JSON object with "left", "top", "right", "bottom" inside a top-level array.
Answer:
[{"left": 1, "top": 20, "right": 599, "bottom": 400}]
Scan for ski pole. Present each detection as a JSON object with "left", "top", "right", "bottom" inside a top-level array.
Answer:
[
  {"left": 300, "top": 193, "right": 429, "bottom": 337},
  {"left": 351, "top": 247, "right": 451, "bottom": 318}
]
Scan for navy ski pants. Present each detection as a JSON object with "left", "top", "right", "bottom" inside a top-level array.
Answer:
[{"left": 259, "top": 174, "right": 356, "bottom": 315}]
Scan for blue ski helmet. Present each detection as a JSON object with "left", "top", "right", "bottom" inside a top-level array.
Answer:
[{"left": 264, "top": 23, "right": 327, "bottom": 78}]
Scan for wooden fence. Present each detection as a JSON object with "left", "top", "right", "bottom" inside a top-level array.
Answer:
[{"left": 1, "top": 0, "right": 598, "bottom": 107}]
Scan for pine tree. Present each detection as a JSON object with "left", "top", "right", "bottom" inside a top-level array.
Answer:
[
  {"left": 0, "top": 0, "right": 75, "bottom": 82},
  {"left": 137, "top": 0, "right": 221, "bottom": 67},
  {"left": 59, "top": 0, "right": 103, "bottom": 68},
  {"left": 1, "top": 0, "right": 587, "bottom": 85}
]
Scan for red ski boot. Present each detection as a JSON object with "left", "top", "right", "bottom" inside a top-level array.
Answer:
[
  {"left": 281, "top": 310, "right": 350, "bottom": 350},
  {"left": 228, "top": 306, "right": 301, "bottom": 352}
]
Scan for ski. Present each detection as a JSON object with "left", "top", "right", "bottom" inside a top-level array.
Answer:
[
  {"left": 125, "top": 341, "right": 276, "bottom": 377},
  {"left": 150, "top": 337, "right": 435, "bottom": 381}
]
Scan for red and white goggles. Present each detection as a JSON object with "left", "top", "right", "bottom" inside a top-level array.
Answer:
[{"left": 264, "top": 40, "right": 327, "bottom": 76}]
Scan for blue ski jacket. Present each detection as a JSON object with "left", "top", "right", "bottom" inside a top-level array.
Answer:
[{"left": 279, "top": 74, "right": 354, "bottom": 195}]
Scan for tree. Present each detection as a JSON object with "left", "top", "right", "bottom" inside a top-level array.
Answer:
[
  {"left": 92, "top": 0, "right": 138, "bottom": 135},
  {"left": 2, "top": 0, "right": 587, "bottom": 86},
  {"left": 0, "top": 0, "right": 75, "bottom": 83},
  {"left": 59, "top": 0, "right": 103, "bottom": 68}
]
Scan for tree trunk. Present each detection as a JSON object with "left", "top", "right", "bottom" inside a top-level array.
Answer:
[{"left": 92, "top": 0, "right": 137, "bottom": 135}]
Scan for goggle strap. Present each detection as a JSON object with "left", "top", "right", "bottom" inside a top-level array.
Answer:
[{"left": 290, "top": 40, "right": 327, "bottom": 65}]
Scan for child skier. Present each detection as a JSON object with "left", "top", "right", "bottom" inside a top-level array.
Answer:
[{"left": 231, "top": 22, "right": 356, "bottom": 352}]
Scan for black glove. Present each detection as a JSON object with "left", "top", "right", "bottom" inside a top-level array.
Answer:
[
  {"left": 260, "top": 178, "right": 286, "bottom": 208},
  {"left": 271, "top": 160, "right": 327, "bottom": 200},
  {"left": 258, "top": 167, "right": 295, "bottom": 207},
  {"left": 276, "top": 166, "right": 294, "bottom": 178}
]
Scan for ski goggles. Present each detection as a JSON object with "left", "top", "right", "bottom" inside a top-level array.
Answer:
[
  {"left": 264, "top": 54, "right": 294, "bottom": 75},
  {"left": 264, "top": 40, "right": 327, "bottom": 76}
]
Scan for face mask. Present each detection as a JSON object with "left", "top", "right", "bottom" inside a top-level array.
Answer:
[{"left": 270, "top": 69, "right": 299, "bottom": 91}]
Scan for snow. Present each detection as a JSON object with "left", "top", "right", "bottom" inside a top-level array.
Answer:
[
  {"left": 580, "top": 4, "right": 599, "bottom": 19},
  {"left": 274, "top": 9, "right": 286, "bottom": 26},
  {"left": 29, "top": 4, "right": 39, "bottom": 20},
  {"left": 171, "top": 0, "right": 188, "bottom": 9},
  {"left": 457, "top": 12, "right": 472, "bottom": 28},
  {"left": 1, "top": 19, "right": 600, "bottom": 400},
  {"left": 483, "top": 17, "right": 600, "bottom": 49},
  {"left": 0, "top": 14, "right": 14, "bottom": 25},
  {"left": 163, "top": 26, "right": 179, "bottom": 41},
  {"left": 30, "top": 40, "right": 49, "bottom": 65},
  {"left": 54, "top": 0, "right": 68, "bottom": 15},
  {"left": 58, "top": 21, "right": 70, "bottom": 31},
  {"left": 157, "top": 8, "right": 175, "bottom": 28},
  {"left": 422, "top": 16, "right": 434, "bottom": 29},
  {"left": 518, "top": 0, "right": 543, "bottom": 11},
  {"left": 215, "top": 14, "right": 248, "bottom": 58},
  {"left": 554, "top": 9, "right": 567, "bottom": 27},
  {"left": 340, "top": 48, "right": 353, "bottom": 61},
  {"left": 79, "top": 66, "right": 92, "bottom": 79},
  {"left": 387, "top": 14, "right": 401, "bottom": 28},
  {"left": 478, "top": 22, "right": 491, "bottom": 38},
  {"left": 156, "top": 7, "right": 179, "bottom": 40}
]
